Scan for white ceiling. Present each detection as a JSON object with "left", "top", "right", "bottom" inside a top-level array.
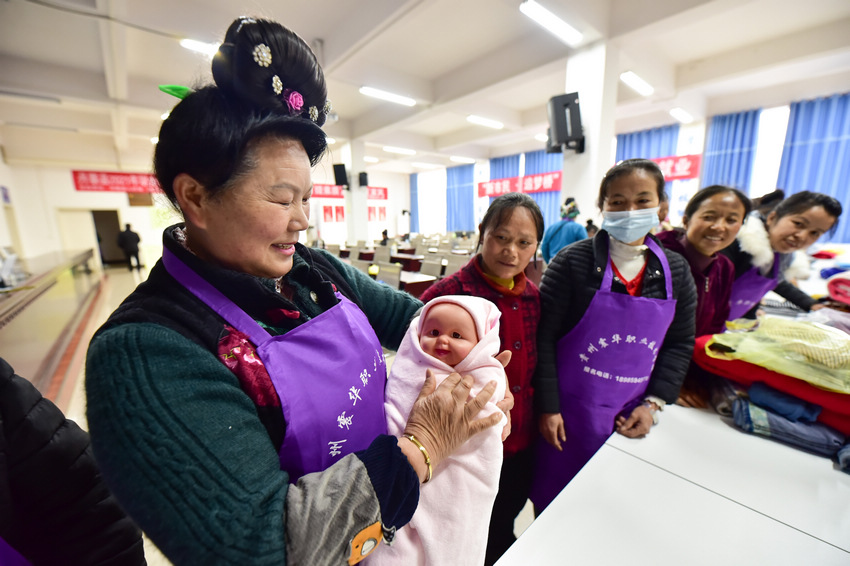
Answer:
[{"left": 1, "top": 0, "right": 849, "bottom": 175}]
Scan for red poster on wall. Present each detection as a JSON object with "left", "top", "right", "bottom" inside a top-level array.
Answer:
[
  {"left": 367, "top": 187, "right": 388, "bottom": 200},
  {"left": 379, "top": 207, "right": 386, "bottom": 221},
  {"left": 335, "top": 206, "right": 345, "bottom": 221},
  {"left": 368, "top": 206, "right": 376, "bottom": 221},
  {"left": 323, "top": 206, "right": 334, "bottom": 222}
]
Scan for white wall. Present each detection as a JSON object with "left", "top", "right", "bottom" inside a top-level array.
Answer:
[
  {"left": 0, "top": 158, "right": 15, "bottom": 248},
  {"left": 4, "top": 164, "right": 167, "bottom": 263}
]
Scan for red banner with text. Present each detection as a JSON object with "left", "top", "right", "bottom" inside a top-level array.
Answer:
[
  {"left": 367, "top": 186, "right": 388, "bottom": 200},
  {"left": 478, "top": 171, "right": 562, "bottom": 198},
  {"left": 313, "top": 184, "right": 345, "bottom": 198},
  {"left": 73, "top": 170, "right": 160, "bottom": 193},
  {"left": 650, "top": 154, "right": 702, "bottom": 181}
]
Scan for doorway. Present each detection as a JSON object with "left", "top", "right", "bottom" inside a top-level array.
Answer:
[{"left": 91, "top": 210, "right": 124, "bottom": 266}]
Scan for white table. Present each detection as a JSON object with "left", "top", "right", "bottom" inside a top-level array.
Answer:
[{"left": 497, "top": 406, "right": 850, "bottom": 565}]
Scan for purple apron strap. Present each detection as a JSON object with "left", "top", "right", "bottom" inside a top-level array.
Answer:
[
  {"left": 0, "top": 536, "right": 32, "bottom": 566},
  {"left": 162, "top": 247, "right": 272, "bottom": 347}
]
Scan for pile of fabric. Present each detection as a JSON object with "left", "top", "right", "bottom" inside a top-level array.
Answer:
[{"left": 693, "top": 315, "right": 850, "bottom": 474}]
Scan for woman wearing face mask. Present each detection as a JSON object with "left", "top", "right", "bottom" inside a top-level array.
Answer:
[
  {"left": 530, "top": 159, "right": 696, "bottom": 510},
  {"left": 720, "top": 191, "right": 842, "bottom": 319}
]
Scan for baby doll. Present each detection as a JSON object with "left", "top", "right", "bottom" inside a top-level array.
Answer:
[{"left": 370, "top": 295, "right": 507, "bottom": 566}]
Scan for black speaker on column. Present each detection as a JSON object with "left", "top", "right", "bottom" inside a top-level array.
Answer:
[
  {"left": 358, "top": 172, "right": 369, "bottom": 187},
  {"left": 333, "top": 163, "right": 349, "bottom": 188}
]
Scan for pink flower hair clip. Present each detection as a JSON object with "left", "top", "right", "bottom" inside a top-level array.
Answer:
[{"left": 283, "top": 88, "right": 304, "bottom": 114}]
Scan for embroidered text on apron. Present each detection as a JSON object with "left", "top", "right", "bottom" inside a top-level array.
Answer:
[
  {"left": 163, "top": 249, "right": 387, "bottom": 482},
  {"left": 727, "top": 253, "right": 780, "bottom": 320},
  {"left": 530, "top": 237, "right": 677, "bottom": 510}
]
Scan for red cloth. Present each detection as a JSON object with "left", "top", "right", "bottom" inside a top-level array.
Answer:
[
  {"left": 812, "top": 250, "right": 838, "bottom": 259},
  {"left": 827, "top": 273, "right": 850, "bottom": 305},
  {"left": 611, "top": 262, "right": 646, "bottom": 297},
  {"left": 692, "top": 335, "right": 850, "bottom": 435}
]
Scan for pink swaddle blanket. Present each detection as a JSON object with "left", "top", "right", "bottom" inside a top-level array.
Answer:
[{"left": 368, "top": 295, "right": 507, "bottom": 566}]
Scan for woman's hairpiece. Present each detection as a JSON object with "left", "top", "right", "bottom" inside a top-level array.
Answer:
[
  {"left": 252, "top": 44, "right": 272, "bottom": 67},
  {"left": 159, "top": 84, "right": 194, "bottom": 100},
  {"left": 247, "top": 41, "right": 331, "bottom": 123}
]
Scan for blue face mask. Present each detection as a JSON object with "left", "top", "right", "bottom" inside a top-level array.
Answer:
[{"left": 601, "top": 207, "right": 660, "bottom": 243}]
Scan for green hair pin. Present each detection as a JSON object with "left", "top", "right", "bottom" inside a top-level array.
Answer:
[{"left": 158, "top": 85, "right": 194, "bottom": 100}]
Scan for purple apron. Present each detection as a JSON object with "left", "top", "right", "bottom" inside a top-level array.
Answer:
[
  {"left": 0, "top": 537, "right": 31, "bottom": 566},
  {"left": 163, "top": 249, "right": 387, "bottom": 482},
  {"left": 530, "top": 237, "right": 677, "bottom": 510},
  {"left": 727, "top": 253, "right": 780, "bottom": 320}
]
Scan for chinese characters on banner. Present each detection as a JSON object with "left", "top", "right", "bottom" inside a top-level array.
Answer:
[
  {"left": 323, "top": 206, "right": 334, "bottom": 222},
  {"left": 650, "top": 155, "right": 702, "bottom": 181},
  {"left": 313, "top": 183, "right": 345, "bottom": 198},
  {"left": 477, "top": 171, "right": 562, "bottom": 198},
  {"left": 378, "top": 207, "right": 386, "bottom": 221},
  {"left": 366, "top": 186, "right": 388, "bottom": 200},
  {"left": 335, "top": 206, "right": 345, "bottom": 222},
  {"left": 368, "top": 206, "right": 376, "bottom": 221},
  {"left": 72, "top": 171, "right": 160, "bottom": 193}
]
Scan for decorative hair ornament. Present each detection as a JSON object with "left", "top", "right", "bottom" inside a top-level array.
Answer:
[
  {"left": 308, "top": 106, "right": 319, "bottom": 121},
  {"left": 323, "top": 100, "right": 333, "bottom": 114},
  {"left": 284, "top": 89, "right": 304, "bottom": 113},
  {"left": 159, "top": 84, "right": 194, "bottom": 100},
  {"left": 272, "top": 75, "right": 283, "bottom": 95},
  {"left": 252, "top": 44, "right": 272, "bottom": 67}
]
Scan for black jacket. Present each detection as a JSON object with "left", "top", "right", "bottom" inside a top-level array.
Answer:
[
  {"left": 534, "top": 231, "right": 697, "bottom": 413},
  {"left": 0, "top": 357, "right": 146, "bottom": 565}
]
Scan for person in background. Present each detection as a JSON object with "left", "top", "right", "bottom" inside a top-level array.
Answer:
[
  {"left": 651, "top": 194, "right": 674, "bottom": 234},
  {"left": 532, "top": 158, "right": 696, "bottom": 510},
  {"left": 540, "top": 197, "right": 587, "bottom": 263},
  {"left": 720, "top": 191, "right": 843, "bottom": 319},
  {"left": 0, "top": 357, "right": 146, "bottom": 566},
  {"left": 116, "top": 223, "right": 142, "bottom": 270},
  {"left": 85, "top": 17, "right": 507, "bottom": 565},
  {"left": 585, "top": 218, "right": 599, "bottom": 238},
  {"left": 656, "top": 186, "right": 752, "bottom": 407},
  {"left": 380, "top": 229, "right": 390, "bottom": 246},
  {"left": 374, "top": 296, "right": 510, "bottom": 566},
  {"left": 419, "top": 192, "right": 543, "bottom": 565}
]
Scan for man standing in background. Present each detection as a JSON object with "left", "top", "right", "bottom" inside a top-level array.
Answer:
[{"left": 116, "top": 223, "right": 141, "bottom": 271}]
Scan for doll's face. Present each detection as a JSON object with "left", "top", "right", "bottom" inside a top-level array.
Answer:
[{"left": 419, "top": 303, "right": 478, "bottom": 367}]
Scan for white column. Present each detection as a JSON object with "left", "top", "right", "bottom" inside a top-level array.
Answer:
[
  {"left": 561, "top": 41, "right": 620, "bottom": 224},
  {"left": 346, "top": 139, "right": 370, "bottom": 244}
]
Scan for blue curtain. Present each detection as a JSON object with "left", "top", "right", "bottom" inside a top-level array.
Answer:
[
  {"left": 409, "top": 173, "right": 419, "bottom": 233},
  {"left": 490, "top": 155, "right": 520, "bottom": 180},
  {"left": 702, "top": 109, "right": 760, "bottom": 191},
  {"left": 777, "top": 93, "right": 850, "bottom": 244},
  {"left": 446, "top": 164, "right": 475, "bottom": 232},
  {"left": 524, "top": 149, "right": 563, "bottom": 228},
  {"left": 615, "top": 125, "right": 679, "bottom": 162}
]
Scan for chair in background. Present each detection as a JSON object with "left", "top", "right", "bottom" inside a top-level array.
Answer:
[
  {"left": 420, "top": 257, "right": 444, "bottom": 278},
  {"left": 326, "top": 244, "right": 340, "bottom": 256},
  {"left": 376, "top": 262, "right": 402, "bottom": 289},
  {"left": 443, "top": 254, "right": 469, "bottom": 277},
  {"left": 373, "top": 246, "right": 392, "bottom": 264},
  {"left": 351, "top": 259, "right": 372, "bottom": 274}
]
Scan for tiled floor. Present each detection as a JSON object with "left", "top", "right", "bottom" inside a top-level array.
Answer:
[{"left": 63, "top": 266, "right": 534, "bottom": 565}]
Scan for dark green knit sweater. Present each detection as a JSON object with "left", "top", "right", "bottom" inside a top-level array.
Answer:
[{"left": 86, "top": 226, "right": 423, "bottom": 565}]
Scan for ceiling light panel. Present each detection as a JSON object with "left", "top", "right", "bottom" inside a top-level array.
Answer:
[
  {"left": 359, "top": 86, "right": 416, "bottom": 107},
  {"left": 669, "top": 107, "right": 694, "bottom": 124},
  {"left": 619, "top": 71, "right": 654, "bottom": 97},
  {"left": 519, "top": 0, "right": 583, "bottom": 47},
  {"left": 383, "top": 146, "right": 417, "bottom": 156},
  {"left": 466, "top": 115, "right": 504, "bottom": 129}
]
